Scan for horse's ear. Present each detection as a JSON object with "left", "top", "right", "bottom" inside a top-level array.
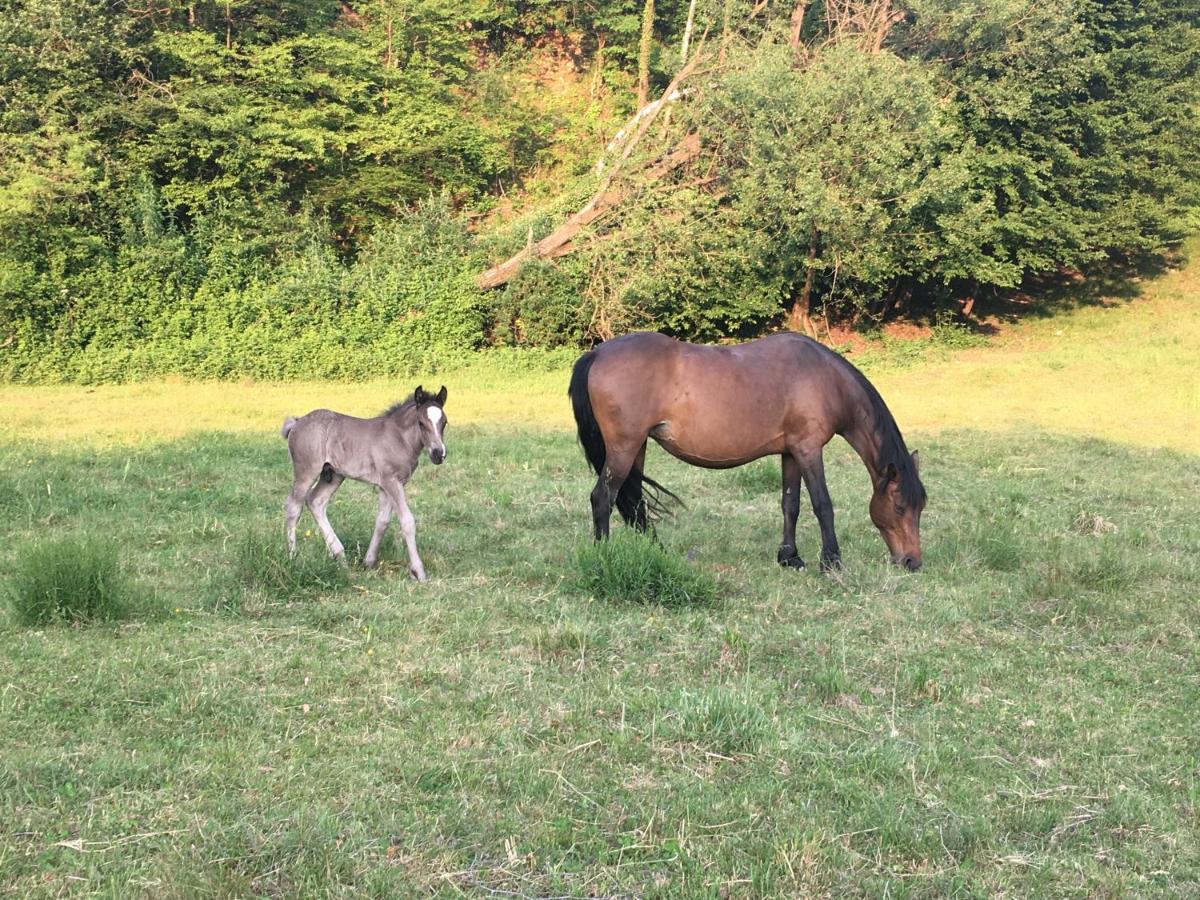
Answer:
[
  {"left": 414, "top": 385, "right": 427, "bottom": 403},
  {"left": 910, "top": 450, "right": 920, "bottom": 473},
  {"left": 436, "top": 385, "right": 447, "bottom": 406},
  {"left": 879, "top": 462, "right": 899, "bottom": 490}
]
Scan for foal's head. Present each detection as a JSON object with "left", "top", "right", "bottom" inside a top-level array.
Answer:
[
  {"left": 413, "top": 385, "right": 448, "bottom": 465},
  {"left": 869, "top": 450, "right": 926, "bottom": 571}
]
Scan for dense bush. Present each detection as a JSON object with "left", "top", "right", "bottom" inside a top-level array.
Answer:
[
  {"left": 0, "top": 1, "right": 1196, "bottom": 381},
  {"left": 1, "top": 197, "right": 483, "bottom": 382}
]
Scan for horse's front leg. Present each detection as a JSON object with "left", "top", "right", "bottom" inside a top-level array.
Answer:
[
  {"left": 382, "top": 479, "right": 426, "bottom": 582},
  {"left": 798, "top": 451, "right": 842, "bottom": 572},
  {"left": 777, "top": 453, "right": 806, "bottom": 569}
]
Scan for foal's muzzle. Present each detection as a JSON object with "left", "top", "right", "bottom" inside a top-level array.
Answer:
[{"left": 430, "top": 448, "right": 446, "bottom": 465}]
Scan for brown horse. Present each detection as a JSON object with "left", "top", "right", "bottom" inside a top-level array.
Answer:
[{"left": 568, "top": 332, "right": 926, "bottom": 571}]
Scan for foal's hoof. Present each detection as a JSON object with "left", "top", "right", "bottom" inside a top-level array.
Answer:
[
  {"left": 778, "top": 553, "right": 806, "bottom": 570},
  {"left": 363, "top": 557, "right": 379, "bottom": 570},
  {"left": 409, "top": 567, "right": 427, "bottom": 583}
]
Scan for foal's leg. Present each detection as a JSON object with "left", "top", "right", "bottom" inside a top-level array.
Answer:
[
  {"left": 590, "top": 441, "right": 642, "bottom": 540},
  {"left": 285, "top": 464, "right": 322, "bottom": 557},
  {"left": 307, "top": 472, "right": 347, "bottom": 560},
  {"left": 380, "top": 479, "right": 426, "bottom": 582},
  {"left": 778, "top": 453, "right": 806, "bottom": 569},
  {"left": 362, "top": 490, "right": 393, "bottom": 569},
  {"left": 797, "top": 449, "right": 842, "bottom": 571}
]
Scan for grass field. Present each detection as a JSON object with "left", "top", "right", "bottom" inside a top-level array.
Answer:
[{"left": 1, "top": 250, "right": 1198, "bottom": 897}]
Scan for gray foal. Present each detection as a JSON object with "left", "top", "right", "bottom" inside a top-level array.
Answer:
[{"left": 281, "top": 386, "right": 448, "bottom": 580}]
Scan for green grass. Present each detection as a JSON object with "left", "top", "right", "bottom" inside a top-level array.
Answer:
[
  {"left": 1, "top": 244, "right": 1198, "bottom": 895},
  {"left": 0, "top": 424, "right": 1197, "bottom": 896},
  {"left": 5, "top": 535, "right": 136, "bottom": 626},
  {"left": 231, "top": 528, "right": 351, "bottom": 609},
  {"left": 572, "top": 530, "right": 719, "bottom": 607}
]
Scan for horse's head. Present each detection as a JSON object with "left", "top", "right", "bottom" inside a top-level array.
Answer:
[
  {"left": 413, "top": 385, "right": 448, "bottom": 465},
  {"left": 869, "top": 451, "right": 925, "bottom": 571}
]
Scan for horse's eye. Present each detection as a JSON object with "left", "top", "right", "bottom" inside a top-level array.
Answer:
[{"left": 894, "top": 504, "right": 905, "bottom": 516}]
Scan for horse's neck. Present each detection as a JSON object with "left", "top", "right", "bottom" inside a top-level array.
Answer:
[
  {"left": 840, "top": 403, "right": 885, "bottom": 486},
  {"left": 382, "top": 410, "right": 419, "bottom": 451}
]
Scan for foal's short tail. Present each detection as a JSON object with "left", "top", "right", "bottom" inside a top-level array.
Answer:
[
  {"left": 568, "top": 349, "right": 681, "bottom": 526},
  {"left": 281, "top": 417, "right": 297, "bottom": 439}
]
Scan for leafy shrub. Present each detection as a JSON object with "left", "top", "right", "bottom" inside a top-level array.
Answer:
[
  {"left": 571, "top": 531, "right": 717, "bottom": 607},
  {"left": 6, "top": 536, "right": 133, "bottom": 625}
]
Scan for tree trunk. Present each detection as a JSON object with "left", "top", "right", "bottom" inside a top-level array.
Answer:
[
  {"left": 788, "top": 225, "right": 819, "bottom": 337},
  {"left": 789, "top": 2, "right": 807, "bottom": 49},
  {"left": 637, "top": 0, "right": 655, "bottom": 108},
  {"left": 681, "top": 0, "right": 698, "bottom": 62}
]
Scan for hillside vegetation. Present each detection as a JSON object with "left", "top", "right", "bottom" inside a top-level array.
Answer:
[{"left": 2, "top": 1, "right": 1199, "bottom": 380}]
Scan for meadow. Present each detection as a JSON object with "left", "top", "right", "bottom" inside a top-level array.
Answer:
[{"left": 1, "top": 254, "right": 1198, "bottom": 897}]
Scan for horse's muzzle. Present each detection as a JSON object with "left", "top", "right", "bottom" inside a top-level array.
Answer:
[
  {"left": 430, "top": 448, "right": 446, "bottom": 465},
  {"left": 898, "top": 555, "right": 921, "bottom": 572}
]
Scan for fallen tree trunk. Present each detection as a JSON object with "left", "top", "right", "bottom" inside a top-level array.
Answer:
[
  {"left": 477, "top": 47, "right": 707, "bottom": 291},
  {"left": 476, "top": 133, "right": 702, "bottom": 290}
]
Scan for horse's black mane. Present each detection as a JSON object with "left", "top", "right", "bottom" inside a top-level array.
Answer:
[
  {"left": 382, "top": 396, "right": 419, "bottom": 418},
  {"left": 833, "top": 351, "right": 926, "bottom": 507}
]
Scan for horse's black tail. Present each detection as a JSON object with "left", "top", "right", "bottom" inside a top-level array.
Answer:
[
  {"left": 569, "top": 350, "right": 606, "bottom": 479},
  {"left": 569, "top": 349, "right": 681, "bottom": 529}
]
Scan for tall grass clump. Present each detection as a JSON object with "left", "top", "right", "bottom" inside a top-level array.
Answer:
[
  {"left": 6, "top": 536, "right": 132, "bottom": 625},
  {"left": 232, "top": 530, "right": 350, "bottom": 602},
  {"left": 665, "top": 686, "right": 776, "bottom": 754},
  {"left": 572, "top": 531, "right": 717, "bottom": 607}
]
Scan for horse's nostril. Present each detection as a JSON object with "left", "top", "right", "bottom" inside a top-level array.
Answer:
[{"left": 903, "top": 556, "right": 921, "bottom": 572}]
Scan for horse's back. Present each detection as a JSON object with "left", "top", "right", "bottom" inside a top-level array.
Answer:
[{"left": 587, "top": 331, "right": 853, "bottom": 465}]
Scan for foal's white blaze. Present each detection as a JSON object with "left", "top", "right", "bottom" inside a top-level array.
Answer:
[{"left": 426, "top": 405, "right": 446, "bottom": 460}]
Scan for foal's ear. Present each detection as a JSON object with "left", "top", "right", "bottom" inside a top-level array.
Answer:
[
  {"left": 435, "top": 385, "right": 447, "bottom": 406},
  {"left": 414, "top": 385, "right": 428, "bottom": 404},
  {"left": 910, "top": 450, "right": 920, "bottom": 473}
]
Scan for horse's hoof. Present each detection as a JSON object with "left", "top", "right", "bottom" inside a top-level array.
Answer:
[
  {"left": 410, "top": 568, "right": 427, "bottom": 583},
  {"left": 778, "top": 554, "right": 806, "bottom": 570},
  {"left": 819, "top": 556, "right": 843, "bottom": 573},
  {"left": 363, "top": 557, "right": 378, "bottom": 570}
]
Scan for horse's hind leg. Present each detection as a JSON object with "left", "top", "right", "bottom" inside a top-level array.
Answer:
[
  {"left": 362, "top": 490, "right": 393, "bottom": 569},
  {"left": 778, "top": 453, "right": 806, "bottom": 569},
  {"left": 591, "top": 441, "right": 643, "bottom": 540},
  {"left": 285, "top": 462, "right": 322, "bottom": 557},
  {"left": 307, "top": 471, "right": 347, "bottom": 560},
  {"left": 615, "top": 442, "right": 650, "bottom": 532}
]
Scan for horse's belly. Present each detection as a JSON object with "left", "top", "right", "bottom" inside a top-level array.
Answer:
[{"left": 651, "top": 420, "right": 784, "bottom": 468}]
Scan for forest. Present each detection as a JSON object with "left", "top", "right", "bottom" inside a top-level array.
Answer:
[{"left": 2, "top": 0, "right": 1198, "bottom": 381}]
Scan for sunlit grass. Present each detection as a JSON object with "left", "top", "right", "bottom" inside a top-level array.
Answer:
[{"left": 2, "top": 238, "right": 1197, "bottom": 452}]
